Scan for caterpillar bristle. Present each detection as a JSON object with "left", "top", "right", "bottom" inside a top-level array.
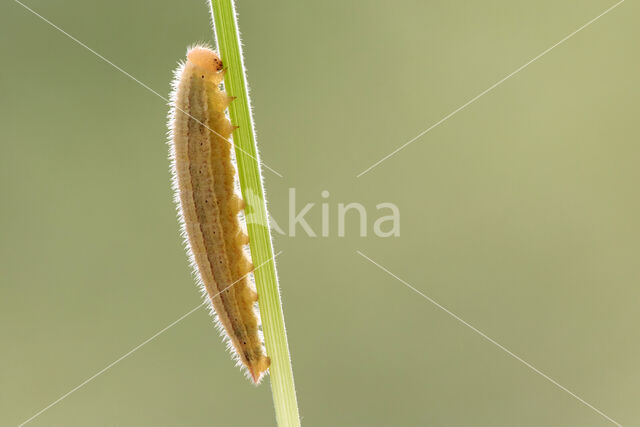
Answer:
[{"left": 222, "top": 95, "right": 236, "bottom": 108}]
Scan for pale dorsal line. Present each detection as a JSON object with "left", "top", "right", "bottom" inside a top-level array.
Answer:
[
  {"left": 356, "top": 0, "right": 624, "bottom": 178},
  {"left": 356, "top": 250, "right": 622, "bottom": 426},
  {"left": 18, "top": 251, "right": 283, "bottom": 427},
  {"left": 13, "top": 0, "right": 283, "bottom": 179}
]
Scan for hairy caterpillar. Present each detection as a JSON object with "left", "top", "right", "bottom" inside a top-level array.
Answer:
[{"left": 168, "top": 46, "right": 270, "bottom": 383}]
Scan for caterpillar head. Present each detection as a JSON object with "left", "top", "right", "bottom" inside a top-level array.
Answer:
[{"left": 187, "top": 46, "right": 224, "bottom": 73}]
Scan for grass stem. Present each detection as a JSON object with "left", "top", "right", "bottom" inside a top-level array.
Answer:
[{"left": 208, "top": 1, "right": 301, "bottom": 426}]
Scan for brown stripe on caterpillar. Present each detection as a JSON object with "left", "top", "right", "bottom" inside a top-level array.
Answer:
[{"left": 168, "top": 45, "right": 270, "bottom": 383}]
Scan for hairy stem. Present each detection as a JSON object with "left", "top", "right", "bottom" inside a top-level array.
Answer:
[{"left": 208, "top": 1, "right": 301, "bottom": 426}]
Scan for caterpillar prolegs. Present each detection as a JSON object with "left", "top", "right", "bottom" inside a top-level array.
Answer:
[{"left": 168, "top": 46, "right": 270, "bottom": 383}]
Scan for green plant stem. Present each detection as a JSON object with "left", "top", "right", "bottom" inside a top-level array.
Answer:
[{"left": 208, "top": 1, "right": 300, "bottom": 426}]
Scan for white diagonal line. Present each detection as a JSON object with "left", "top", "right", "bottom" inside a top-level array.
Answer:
[
  {"left": 356, "top": 0, "right": 624, "bottom": 178},
  {"left": 356, "top": 250, "right": 622, "bottom": 427},
  {"left": 13, "top": 0, "right": 283, "bottom": 179},
  {"left": 17, "top": 303, "right": 204, "bottom": 427},
  {"left": 18, "top": 251, "right": 283, "bottom": 427}
]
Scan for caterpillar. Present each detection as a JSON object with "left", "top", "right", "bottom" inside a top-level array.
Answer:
[{"left": 168, "top": 46, "right": 270, "bottom": 383}]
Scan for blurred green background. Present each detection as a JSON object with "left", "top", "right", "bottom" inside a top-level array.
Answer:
[{"left": 1, "top": 0, "right": 638, "bottom": 426}]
